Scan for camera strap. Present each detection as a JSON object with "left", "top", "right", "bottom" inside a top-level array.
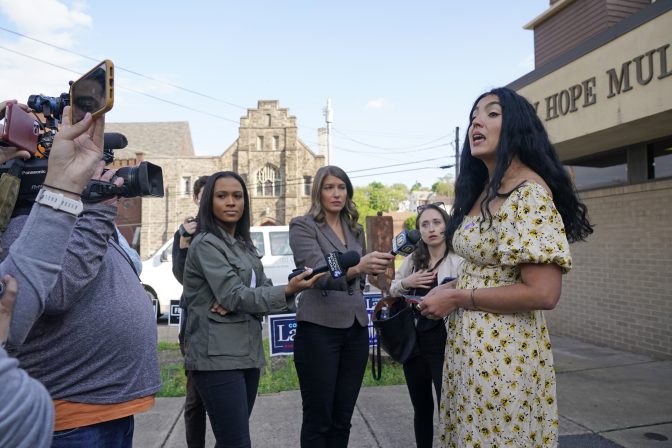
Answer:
[{"left": 109, "top": 235, "right": 140, "bottom": 279}]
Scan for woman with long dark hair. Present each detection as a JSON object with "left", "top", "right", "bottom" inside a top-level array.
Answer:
[
  {"left": 389, "top": 203, "right": 463, "bottom": 448},
  {"left": 181, "top": 171, "right": 323, "bottom": 448},
  {"left": 420, "top": 87, "right": 592, "bottom": 447},
  {"left": 289, "top": 165, "right": 394, "bottom": 448}
]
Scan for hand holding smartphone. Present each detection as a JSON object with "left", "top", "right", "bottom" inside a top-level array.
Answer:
[
  {"left": 0, "top": 102, "right": 39, "bottom": 154},
  {"left": 70, "top": 59, "right": 114, "bottom": 124}
]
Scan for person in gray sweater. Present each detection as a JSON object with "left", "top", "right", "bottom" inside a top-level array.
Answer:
[
  {"left": 0, "top": 102, "right": 160, "bottom": 447},
  {"left": 0, "top": 101, "right": 109, "bottom": 447}
]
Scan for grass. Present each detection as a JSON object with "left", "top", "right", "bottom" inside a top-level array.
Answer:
[{"left": 157, "top": 339, "right": 406, "bottom": 397}]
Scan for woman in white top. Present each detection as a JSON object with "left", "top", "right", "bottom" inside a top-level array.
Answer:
[{"left": 389, "top": 203, "right": 462, "bottom": 448}]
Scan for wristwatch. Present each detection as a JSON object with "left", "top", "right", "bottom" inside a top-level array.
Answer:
[{"left": 35, "top": 188, "right": 83, "bottom": 216}]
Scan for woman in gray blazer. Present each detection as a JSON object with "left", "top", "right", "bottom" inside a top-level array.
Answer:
[
  {"left": 289, "top": 166, "right": 394, "bottom": 448},
  {"left": 182, "top": 171, "right": 322, "bottom": 448}
]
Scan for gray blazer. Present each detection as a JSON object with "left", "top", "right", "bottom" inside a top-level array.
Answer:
[{"left": 289, "top": 214, "right": 368, "bottom": 328}]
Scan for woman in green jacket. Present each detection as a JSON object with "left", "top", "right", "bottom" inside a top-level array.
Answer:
[{"left": 182, "top": 171, "right": 322, "bottom": 448}]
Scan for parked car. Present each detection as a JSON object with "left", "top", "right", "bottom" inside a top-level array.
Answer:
[{"left": 140, "top": 226, "right": 296, "bottom": 319}]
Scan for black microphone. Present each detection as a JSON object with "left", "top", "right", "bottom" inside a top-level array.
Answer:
[
  {"left": 104, "top": 132, "right": 128, "bottom": 150},
  {"left": 390, "top": 229, "right": 421, "bottom": 256},
  {"left": 288, "top": 250, "right": 361, "bottom": 281}
]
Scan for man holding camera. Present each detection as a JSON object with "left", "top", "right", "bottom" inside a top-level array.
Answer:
[
  {"left": 0, "top": 104, "right": 160, "bottom": 447},
  {"left": 0, "top": 101, "right": 117, "bottom": 447},
  {"left": 171, "top": 175, "right": 209, "bottom": 448}
]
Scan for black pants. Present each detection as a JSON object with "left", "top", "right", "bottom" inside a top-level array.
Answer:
[
  {"left": 294, "top": 321, "right": 369, "bottom": 448},
  {"left": 184, "top": 370, "right": 207, "bottom": 448},
  {"left": 402, "top": 323, "right": 446, "bottom": 448},
  {"left": 192, "top": 368, "right": 260, "bottom": 448}
]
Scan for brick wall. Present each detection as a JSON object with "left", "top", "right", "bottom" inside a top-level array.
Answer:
[
  {"left": 139, "top": 156, "right": 219, "bottom": 258},
  {"left": 547, "top": 178, "right": 672, "bottom": 358}
]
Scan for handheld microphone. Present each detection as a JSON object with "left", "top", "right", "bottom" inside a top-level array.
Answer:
[
  {"left": 288, "top": 250, "right": 361, "bottom": 281},
  {"left": 104, "top": 132, "right": 128, "bottom": 150},
  {"left": 390, "top": 229, "right": 421, "bottom": 256}
]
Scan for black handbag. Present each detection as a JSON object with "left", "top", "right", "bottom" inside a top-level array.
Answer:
[{"left": 371, "top": 297, "right": 418, "bottom": 379}]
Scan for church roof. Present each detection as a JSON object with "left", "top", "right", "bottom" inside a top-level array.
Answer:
[{"left": 105, "top": 121, "right": 195, "bottom": 160}]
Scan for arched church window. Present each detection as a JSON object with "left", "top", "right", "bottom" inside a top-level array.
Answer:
[{"left": 256, "top": 164, "right": 282, "bottom": 197}]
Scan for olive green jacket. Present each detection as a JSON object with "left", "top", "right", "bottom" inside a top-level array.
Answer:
[{"left": 182, "top": 230, "right": 291, "bottom": 371}]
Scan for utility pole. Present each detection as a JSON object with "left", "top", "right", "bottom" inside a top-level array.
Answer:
[
  {"left": 454, "top": 126, "right": 460, "bottom": 178},
  {"left": 323, "top": 98, "right": 333, "bottom": 165}
]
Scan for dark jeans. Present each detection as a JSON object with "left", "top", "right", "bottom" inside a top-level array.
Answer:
[
  {"left": 185, "top": 370, "right": 207, "bottom": 448},
  {"left": 402, "top": 323, "right": 446, "bottom": 448},
  {"left": 294, "top": 321, "right": 369, "bottom": 448},
  {"left": 51, "top": 415, "right": 134, "bottom": 448},
  {"left": 192, "top": 368, "right": 260, "bottom": 448}
]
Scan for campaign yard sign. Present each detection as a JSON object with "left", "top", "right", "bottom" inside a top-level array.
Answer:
[
  {"left": 267, "top": 292, "right": 382, "bottom": 357},
  {"left": 168, "top": 299, "right": 181, "bottom": 326},
  {"left": 267, "top": 314, "right": 297, "bottom": 357}
]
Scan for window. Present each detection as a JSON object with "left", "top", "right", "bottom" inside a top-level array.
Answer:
[
  {"left": 303, "top": 176, "right": 312, "bottom": 196},
  {"left": 266, "top": 114, "right": 272, "bottom": 127},
  {"left": 256, "top": 136, "right": 264, "bottom": 151},
  {"left": 250, "top": 232, "right": 265, "bottom": 257},
  {"left": 256, "top": 164, "right": 282, "bottom": 197},
  {"left": 181, "top": 176, "right": 191, "bottom": 194},
  {"left": 272, "top": 136, "right": 280, "bottom": 151},
  {"left": 650, "top": 138, "right": 672, "bottom": 180},
  {"left": 270, "top": 231, "right": 292, "bottom": 255},
  {"left": 565, "top": 149, "right": 627, "bottom": 191}
]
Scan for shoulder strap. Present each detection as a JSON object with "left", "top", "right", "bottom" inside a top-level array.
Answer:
[
  {"left": 371, "top": 330, "right": 382, "bottom": 381},
  {"left": 108, "top": 238, "right": 140, "bottom": 279}
]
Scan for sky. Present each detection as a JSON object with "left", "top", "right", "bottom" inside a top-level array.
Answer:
[{"left": 0, "top": 0, "right": 547, "bottom": 187}]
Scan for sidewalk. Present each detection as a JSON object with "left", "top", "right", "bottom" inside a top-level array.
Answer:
[{"left": 137, "top": 330, "right": 672, "bottom": 447}]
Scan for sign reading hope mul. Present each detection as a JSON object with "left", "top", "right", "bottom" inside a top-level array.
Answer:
[
  {"left": 529, "top": 43, "right": 672, "bottom": 122},
  {"left": 268, "top": 292, "right": 382, "bottom": 357}
]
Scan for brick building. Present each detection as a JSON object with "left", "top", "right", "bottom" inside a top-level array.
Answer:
[
  {"left": 110, "top": 100, "right": 324, "bottom": 258},
  {"left": 509, "top": 0, "right": 672, "bottom": 358}
]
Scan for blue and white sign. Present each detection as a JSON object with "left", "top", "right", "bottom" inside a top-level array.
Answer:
[
  {"left": 364, "top": 293, "right": 382, "bottom": 346},
  {"left": 267, "top": 292, "right": 382, "bottom": 357},
  {"left": 168, "top": 299, "right": 181, "bottom": 326},
  {"left": 268, "top": 314, "right": 298, "bottom": 357}
]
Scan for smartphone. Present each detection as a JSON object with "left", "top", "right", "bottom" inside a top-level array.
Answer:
[
  {"left": 402, "top": 294, "right": 424, "bottom": 304},
  {"left": 70, "top": 59, "right": 114, "bottom": 124},
  {"left": 0, "top": 103, "right": 39, "bottom": 154}
]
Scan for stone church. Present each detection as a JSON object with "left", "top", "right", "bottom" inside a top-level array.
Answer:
[{"left": 109, "top": 100, "right": 325, "bottom": 258}]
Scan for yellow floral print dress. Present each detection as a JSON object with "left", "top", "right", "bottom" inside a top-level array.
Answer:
[{"left": 439, "top": 182, "right": 572, "bottom": 448}]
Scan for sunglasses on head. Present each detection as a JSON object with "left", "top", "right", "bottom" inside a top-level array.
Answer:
[{"left": 417, "top": 202, "right": 446, "bottom": 213}]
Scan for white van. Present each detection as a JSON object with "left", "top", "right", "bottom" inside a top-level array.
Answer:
[{"left": 140, "top": 226, "right": 296, "bottom": 319}]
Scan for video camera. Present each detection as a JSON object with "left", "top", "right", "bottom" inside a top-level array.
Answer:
[{"left": 0, "top": 60, "right": 164, "bottom": 212}]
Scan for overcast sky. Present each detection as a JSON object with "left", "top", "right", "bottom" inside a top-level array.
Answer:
[{"left": 0, "top": 0, "right": 547, "bottom": 186}]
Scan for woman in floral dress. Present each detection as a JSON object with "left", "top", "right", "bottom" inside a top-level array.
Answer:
[{"left": 419, "top": 87, "right": 593, "bottom": 447}]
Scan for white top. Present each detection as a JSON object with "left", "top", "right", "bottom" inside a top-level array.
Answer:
[{"left": 389, "top": 251, "right": 464, "bottom": 297}]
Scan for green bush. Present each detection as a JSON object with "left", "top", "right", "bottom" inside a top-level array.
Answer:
[{"left": 403, "top": 215, "right": 416, "bottom": 230}]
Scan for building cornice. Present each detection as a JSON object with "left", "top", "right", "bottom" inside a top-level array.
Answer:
[
  {"left": 509, "top": 0, "right": 672, "bottom": 90},
  {"left": 523, "top": 0, "right": 577, "bottom": 30}
]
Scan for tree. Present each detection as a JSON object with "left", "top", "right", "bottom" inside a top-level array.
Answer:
[
  {"left": 431, "top": 174, "right": 455, "bottom": 197},
  {"left": 388, "top": 183, "right": 409, "bottom": 210},
  {"left": 410, "top": 181, "right": 423, "bottom": 192},
  {"left": 367, "top": 182, "right": 393, "bottom": 213},
  {"left": 353, "top": 187, "right": 373, "bottom": 229},
  {"left": 403, "top": 215, "right": 416, "bottom": 231}
]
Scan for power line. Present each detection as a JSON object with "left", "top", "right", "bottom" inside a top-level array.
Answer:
[
  {"left": 347, "top": 156, "right": 450, "bottom": 174},
  {"left": 328, "top": 127, "right": 450, "bottom": 139},
  {"left": 160, "top": 157, "right": 454, "bottom": 192},
  {"left": 0, "top": 45, "right": 241, "bottom": 124},
  {"left": 333, "top": 128, "right": 452, "bottom": 151},
  {"left": 350, "top": 165, "right": 453, "bottom": 180},
  {"left": 0, "top": 25, "right": 248, "bottom": 110}
]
